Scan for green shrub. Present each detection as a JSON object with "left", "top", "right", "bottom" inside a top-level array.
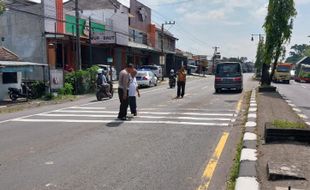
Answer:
[
  {"left": 58, "top": 83, "right": 74, "bottom": 95},
  {"left": 64, "top": 66, "right": 99, "bottom": 95},
  {"left": 30, "top": 81, "right": 46, "bottom": 98}
]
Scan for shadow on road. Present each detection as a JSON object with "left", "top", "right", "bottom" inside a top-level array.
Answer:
[{"left": 213, "top": 90, "right": 242, "bottom": 95}]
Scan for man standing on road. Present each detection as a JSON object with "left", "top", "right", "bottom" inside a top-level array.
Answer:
[
  {"left": 118, "top": 64, "right": 134, "bottom": 120},
  {"left": 177, "top": 66, "right": 187, "bottom": 98}
]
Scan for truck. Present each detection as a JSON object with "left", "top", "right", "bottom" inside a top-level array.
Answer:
[
  {"left": 272, "top": 63, "right": 292, "bottom": 84},
  {"left": 295, "top": 64, "right": 310, "bottom": 83}
]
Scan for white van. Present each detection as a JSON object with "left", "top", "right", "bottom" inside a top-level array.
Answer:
[{"left": 139, "top": 65, "right": 163, "bottom": 78}]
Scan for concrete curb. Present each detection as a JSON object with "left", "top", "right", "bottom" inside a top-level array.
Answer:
[
  {"left": 278, "top": 92, "right": 310, "bottom": 127},
  {"left": 235, "top": 89, "right": 260, "bottom": 190}
]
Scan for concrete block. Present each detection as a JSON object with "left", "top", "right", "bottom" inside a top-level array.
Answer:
[
  {"left": 248, "top": 114, "right": 257, "bottom": 119},
  {"left": 250, "top": 103, "right": 257, "bottom": 107},
  {"left": 246, "top": 121, "right": 257, "bottom": 128},
  {"left": 240, "top": 148, "right": 257, "bottom": 161},
  {"left": 235, "top": 177, "right": 259, "bottom": 190},
  {"left": 244, "top": 132, "right": 257, "bottom": 141},
  {"left": 249, "top": 107, "right": 257, "bottom": 112},
  {"left": 243, "top": 140, "right": 257, "bottom": 149},
  {"left": 239, "top": 161, "right": 257, "bottom": 177},
  {"left": 245, "top": 127, "right": 256, "bottom": 133}
]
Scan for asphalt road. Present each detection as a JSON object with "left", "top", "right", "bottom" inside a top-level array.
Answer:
[
  {"left": 274, "top": 80, "right": 310, "bottom": 124},
  {"left": 0, "top": 74, "right": 257, "bottom": 190}
]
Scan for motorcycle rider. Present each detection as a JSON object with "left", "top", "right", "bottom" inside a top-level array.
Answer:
[
  {"left": 169, "top": 69, "right": 176, "bottom": 88},
  {"left": 97, "top": 70, "right": 111, "bottom": 97}
]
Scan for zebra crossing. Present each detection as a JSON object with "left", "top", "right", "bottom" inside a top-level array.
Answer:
[{"left": 11, "top": 106, "right": 238, "bottom": 127}]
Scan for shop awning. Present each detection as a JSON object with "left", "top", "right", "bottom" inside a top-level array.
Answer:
[{"left": 0, "top": 61, "right": 47, "bottom": 73}]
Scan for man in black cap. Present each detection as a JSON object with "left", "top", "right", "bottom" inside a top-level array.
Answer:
[{"left": 118, "top": 63, "right": 134, "bottom": 120}]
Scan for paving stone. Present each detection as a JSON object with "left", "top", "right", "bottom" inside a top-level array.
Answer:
[
  {"left": 239, "top": 160, "right": 257, "bottom": 177},
  {"left": 235, "top": 177, "right": 259, "bottom": 190},
  {"left": 268, "top": 162, "right": 306, "bottom": 180},
  {"left": 243, "top": 140, "right": 257, "bottom": 149},
  {"left": 240, "top": 148, "right": 257, "bottom": 161},
  {"left": 246, "top": 121, "right": 257, "bottom": 128}
]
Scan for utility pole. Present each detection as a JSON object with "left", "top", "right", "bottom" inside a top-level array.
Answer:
[
  {"left": 212, "top": 46, "right": 220, "bottom": 74},
  {"left": 75, "top": 0, "right": 81, "bottom": 71},
  {"left": 161, "top": 21, "right": 175, "bottom": 80},
  {"left": 89, "top": 16, "right": 93, "bottom": 66}
]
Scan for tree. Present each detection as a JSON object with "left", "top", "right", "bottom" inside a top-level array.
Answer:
[
  {"left": 0, "top": 0, "right": 5, "bottom": 15},
  {"left": 261, "top": 0, "right": 297, "bottom": 85},
  {"left": 286, "top": 44, "right": 310, "bottom": 63},
  {"left": 254, "top": 38, "right": 265, "bottom": 76}
]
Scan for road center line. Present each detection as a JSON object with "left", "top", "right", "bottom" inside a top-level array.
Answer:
[{"left": 197, "top": 132, "right": 229, "bottom": 190}]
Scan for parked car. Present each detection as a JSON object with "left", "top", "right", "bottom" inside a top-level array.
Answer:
[
  {"left": 214, "top": 62, "right": 243, "bottom": 93},
  {"left": 136, "top": 70, "right": 158, "bottom": 87},
  {"left": 139, "top": 65, "right": 163, "bottom": 78},
  {"left": 97, "top": 65, "right": 117, "bottom": 81}
]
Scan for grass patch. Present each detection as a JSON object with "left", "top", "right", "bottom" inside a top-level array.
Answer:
[
  {"left": 272, "top": 120, "right": 307, "bottom": 129},
  {"left": 227, "top": 136, "right": 243, "bottom": 190}
]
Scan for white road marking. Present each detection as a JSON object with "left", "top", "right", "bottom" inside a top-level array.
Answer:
[
  {"left": 81, "top": 79, "right": 206, "bottom": 106},
  {"left": 69, "top": 106, "right": 106, "bottom": 110},
  {"left": 51, "top": 110, "right": 234, "bottom": 117},
  {"left": 45, "top": 183, "right": 57, "bottom": 187},
  {"left": 45, "top": 161, "right": 54, "bottom": 165},
  {"left": 36, "top": 113, "right": 233, "bottom": 121},
  {"left": 12, "top": 118, "right": 230, "bottom": 127}
]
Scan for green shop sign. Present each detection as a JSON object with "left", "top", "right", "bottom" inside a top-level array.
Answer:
[{"left": 65, "top": 15, "right": 105, "bottom": 36}]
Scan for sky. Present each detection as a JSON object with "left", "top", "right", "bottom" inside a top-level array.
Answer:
[
  {"left": 118, "top": 0, "right": 310, "bottom": 61},
  {"left": 32, "top": 0, "right": 310, "bottom": 61}
]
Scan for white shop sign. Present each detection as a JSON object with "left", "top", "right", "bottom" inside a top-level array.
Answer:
[{"left": 92, "top": 31, "right": 116, "bottom": 44}]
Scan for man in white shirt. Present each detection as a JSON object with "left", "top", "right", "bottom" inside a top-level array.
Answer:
[{"left": 128, "top": 70, "right": 140, "bottom": 116}]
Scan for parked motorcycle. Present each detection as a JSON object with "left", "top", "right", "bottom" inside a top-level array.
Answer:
[
  {"left": 8, "top": 83, "right": 36, "bottom": 101},
  {"left": 96, "top": 81, "right": 114, "bottom": 101}
]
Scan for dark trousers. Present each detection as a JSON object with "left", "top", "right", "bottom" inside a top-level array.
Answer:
[
  {"left": 129, "top": 96, "right": 137, "bottom": 114},
  {"left": 118, "top": 88, "right": 129, "bottom": 118},
  {"left": 177, "top": 81, "right": 186, "bottom": 97}
]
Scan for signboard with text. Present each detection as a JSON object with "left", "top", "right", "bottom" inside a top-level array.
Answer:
[{"left": 92, "top": 31, "right": 116, "bottom": 44}]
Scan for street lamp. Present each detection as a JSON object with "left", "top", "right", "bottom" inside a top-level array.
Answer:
[{"left": 251, "top": 33, "right": 265, "bottom": 42}]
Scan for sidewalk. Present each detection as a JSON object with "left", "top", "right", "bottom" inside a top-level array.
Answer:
[{"left": 257, "top": 91, "right": 310, "bottom": 190}]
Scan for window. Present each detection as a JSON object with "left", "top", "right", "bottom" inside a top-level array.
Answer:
[{"left": 3, "top": 72, "right": 18, "bottom": 84}]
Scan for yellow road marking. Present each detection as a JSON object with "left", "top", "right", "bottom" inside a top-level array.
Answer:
[
  {"left": 236, "top": 98, "right": 243, "bottom": 113},
  {"left": 197, "top": 132, "right": 230, "bottom": 190}
]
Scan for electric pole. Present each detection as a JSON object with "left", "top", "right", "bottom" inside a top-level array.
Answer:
[
  {"left": 161, "top": 21, "right": 175, "bottom": 80},
  {"left": 75, "top": 0, "right": 82, "bottom": 71},
  {"left": 212, "top": 46, "right": 220, "bottom": 74}
]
